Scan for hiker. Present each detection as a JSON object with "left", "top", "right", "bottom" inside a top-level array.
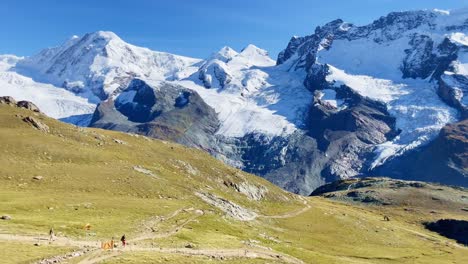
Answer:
[
  {"left": 383, "top": 215, "right": 390, "bottom": 221},
  {"left": 120, "top": 234, "right": 126, "bottom": 247},
  {"left": 49, "top": 228, "right": 55, "bottom": 241}
]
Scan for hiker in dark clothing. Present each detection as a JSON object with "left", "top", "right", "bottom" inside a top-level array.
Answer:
[
  {"left": 120, "top": 235, "right": 126, "bottom": 247},
  {"left": 49, "top": 228, "right": 55, "bottom": 241}
]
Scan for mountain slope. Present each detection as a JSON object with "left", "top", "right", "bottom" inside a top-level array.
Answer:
[
  {"left": 1, "top": 9, "right": 467, "bottom": 194},
  {"left": 0, "top": 101, "right": 467, "bottom": 264},
  {"left": 274, "top": 9, "right": 467, "bottom": 189},
  {"left": 375, "top": 120, "right": 468, "bottom": 185}
]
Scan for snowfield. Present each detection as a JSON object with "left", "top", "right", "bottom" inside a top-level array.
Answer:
[
  {"left": 0, "top": 55, "right": 96, "bottom": 125},
  {"left": 0, "top": 71, "right": 96, "bottom": 125}
]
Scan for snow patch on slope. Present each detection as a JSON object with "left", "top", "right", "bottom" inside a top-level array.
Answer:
[
  {"left": 317, "top": 89, "right": 345, "bottom": 108},
  {"left": 318, "top": 37, "right": 411, "bottom": 80}
]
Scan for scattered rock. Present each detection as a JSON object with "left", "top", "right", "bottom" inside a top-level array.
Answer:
[
  {"left": 71, "top": 252, "right": 82, "bottom": 257},
  {"left": 16, "top": 101, "right": 41, "bottom": 112},
  {"left": 113, "top": 138, "right": 127, "bottom": 145},
  {"left": 22, "top": 116, "right": 49, "bottom": 132},
  {"left": 184, "top": 243, "right": 195, "bottom": 249},
  {"left": 37, "top": 249, "right": 87, "bottom": 264},
  {"left": 172, "top": 160, "right": 199, "bottom": 176},
  {"left": 1, "top": 215, "right": 12, "bottom": 220},
  {"left": 194, "top": 209, "right": 204, "bottom": 215},
  {"left": 195, "top": 192, "right": 257, "bottom": 221},
  {"left": 33, "top": 176, "right": 44, "bottom": 181},
  {"left": 259, "top": 233, "right": 281, "bottom": 243},
  {"left": 133, "top": 166, "right": 156, "bottom": 177}
]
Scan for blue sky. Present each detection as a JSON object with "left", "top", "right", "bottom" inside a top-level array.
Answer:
[{"left": 1, "top": 0, "right": 468, "bottom": 59}]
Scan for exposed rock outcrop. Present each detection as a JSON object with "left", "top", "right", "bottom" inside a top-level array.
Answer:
[
  {"left": 224, "top": 180, "right": 267, "bottom": 201},
  {"left": 0, "top": 96, "right": 16, "bottom": 105},
  {"left": 0, "top": 96, "right": 42, "bottom": 113},
  {"left": 0, "top": 215, "right": 11, "bottom": 220},
  {"left": 424, "top": 219, "right": 468, "bottom": 246},
  {"left": 311, "top": 177, "right": 468, "bottom": 212},
  {"left": 195, "top": 192, "right": 257, "bottom": 221},
  {"left": 22, "top": 116, "right": 49, "bottom": 133},
  {"left": 90, "top": 79, "right": 220, "bottom": 150},
  {"left": 374, "top": 120, "right": 468, "bottom": 187},
  {"left": 16, "top": 101, "right": 41, "bottom": 113}
]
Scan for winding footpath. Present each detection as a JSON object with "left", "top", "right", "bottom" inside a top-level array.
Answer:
[{"left": 1, "top": 204, "right": 311, "bottom": 264}]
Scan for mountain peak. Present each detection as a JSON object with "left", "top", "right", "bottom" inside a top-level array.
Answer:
[
  {"left": 240, "top": 44, "right": 267, "bottom": 55},
  {"left": 210, "top": 46, "right": 238, "bottom": 62},
  {"left": 86, "top": 31, "right": 121, "bottom": 42},
  {"left": 235, "top": 44, "right": 275, "bottom": 67},
  {"left": 219, "top": 46, "right": 238, "bottom": 54}
]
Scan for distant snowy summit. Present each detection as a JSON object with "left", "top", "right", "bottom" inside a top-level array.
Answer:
[
  {"left": 1, "top": 8, "right": 467, "bottom": 194},
  {"left": 15, "top": 31, "right": 202, "bottom": 101}
]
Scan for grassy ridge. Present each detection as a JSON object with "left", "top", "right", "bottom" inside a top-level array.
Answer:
[{"left": 0, "top": 104, "right": 467, "bottom": 263}]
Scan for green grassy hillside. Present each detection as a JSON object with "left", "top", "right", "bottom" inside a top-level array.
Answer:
[{"left": 0, "top": 103, "right": 466, "bottom": 264}]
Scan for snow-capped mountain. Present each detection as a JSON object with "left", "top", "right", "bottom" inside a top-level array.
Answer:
[
  {"left": 277, "top": 9, "right": 464, "bottom": 171},
  {"left": 15, "top": 31, "right": 201, "bottom": 102},
  {"left": 1, "top": 9, "right": 467, "bottom": 194}
]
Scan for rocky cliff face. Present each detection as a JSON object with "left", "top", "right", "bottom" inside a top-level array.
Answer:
[
  {"left": 90, "top": 79, "right": 220, "bottom": 150},
  {"left": 374, "top": 120, "right": 468, "bottom": 187}
]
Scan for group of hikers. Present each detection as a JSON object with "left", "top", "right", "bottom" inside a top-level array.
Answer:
[{"left": 48, "top": 228, "right": 127, "bottom": 248}]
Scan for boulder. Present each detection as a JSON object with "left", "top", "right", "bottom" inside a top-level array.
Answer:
[
  {"left": 22, "top": 116, "right": 50, "bottom": 133},
  {"left": 184, "top": 243, "right": 195, "bottom": 248},
  {"left": 0, "top": 215, "right": 11, "bottom": 220},
  {"left": 0, "top": 96, "right": 17, "bottom": 105},
  {"left": 33, "top": 176, "right": 44, "bottom": 180},
  {"left": 17, "top": 101, "right": 41, "bottom": 113}
]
